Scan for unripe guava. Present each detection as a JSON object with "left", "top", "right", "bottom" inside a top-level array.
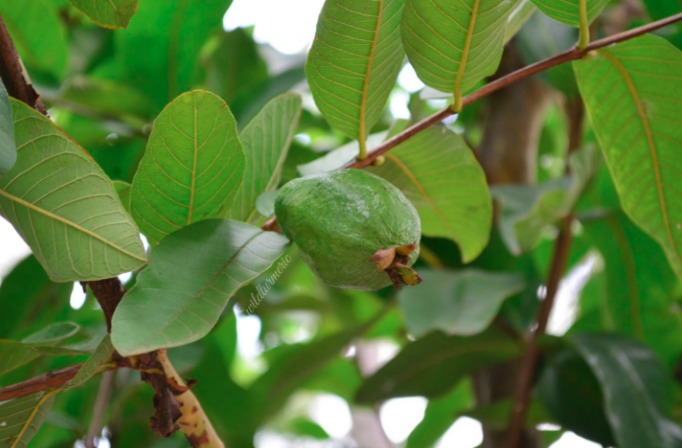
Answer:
[{"left": 275, "top": 169, "right": 421, "bottom": 290}]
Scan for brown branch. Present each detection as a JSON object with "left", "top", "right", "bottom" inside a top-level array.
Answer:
[
  {"left": 349, "top": 11, "right": 682, "bottom": 169},
  {"left": 504, "top": 100, "right": 584, "bottom": 448},
  {"left": 0, "top": 17, "right": 46, "bottom": 113},
  {"left": 85, "top": 279, "right": 126, "bottom": 332},
  {"left": 0, "top": 363, "right": 83, "bottom": 402}
]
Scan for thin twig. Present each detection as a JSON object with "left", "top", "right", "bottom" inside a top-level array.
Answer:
[
  {"left": 348, "top": 12, "right": 682, "bottom": 169},
  {"left": 85, "top": 370, "right": 115, "bottom": 448},
  {"left": 504, "top": 100, "right": 584, "bottom": 448},
  {"left": 0, "top": 364, "right": 83, "bottom": 401}
]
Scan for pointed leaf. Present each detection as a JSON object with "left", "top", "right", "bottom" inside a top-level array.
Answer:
[
  {"left": 64, "top": 335, "right": 114, "bottom": 390},
  {"left": 0, "top": 322, "right": 80, "bottom": 375},
  {"left": 230, "top": 93, "right": 302, "bottom": 223},
  {"left": 307, "top": 0, "right": 405, "bottom": 141},
  {"left": 401, "top": 0, "right": 518, "bottom": 98},
  {"left": 111, "top": 219, "right": 289, "bottom": 356},
  {"left": 368, "top": 126, "right": 492, "bottom": 262},
  {"left": 131, "top": 91, "right": 245, "bottom": 244},
  {"left": 531, "top": 0, "right": 608, "bottom": 27},
  {"left": 69, "top": 0, "right": 139, "bottom": 29},
  {"left": 0, "top": 80, "right": 15, "bottom": 175},
  {"left": 572, "top": 333, "right": 682, "bottom": 448},
  {"left": 398, "top": 269, "right": 524, "bottom": 337},
  {"left": 356, "top": 330, "right": 519, "bottom": 402},
  {"left": 574, "top": 35, "right": 682, "bottom": 277},
  {"left": 0, "top": 391, "right": 57, "bottom": 448},
  {"left": 0, "top": 101, "right": 147, "bottom": 282}
]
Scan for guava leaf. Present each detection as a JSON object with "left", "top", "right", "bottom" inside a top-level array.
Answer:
[
  {"left": 131, "top": 91, "right": 245, "bottom": 244},
  {"left": 401, "top": 0, "right": 518, "bottom": 98},
  {"left": 69, "top": 0, "right": 139, "bottom": 29},
  {"left": 306, "top": 0, "right": 405, "bottom": 142},
  {"left": 0, "top": 100, "right": 147, "bottom": 282},
  {"left": 64, "top": 335, "right": 114, "bottom": 390},
  {"left": 530, "top": 0, "right": 608, "bottom": 27},
  {"left": 0, "top": 0, "right": 68, "bottom": 79},
  {"left": 0, "top": 80, "right": 15, "bottom": 175},
  {"left": 0, "top": 391, "right": 57, "bottom": 448},
  {"left": 111, "top": 219, "right": 289, "bottom": 356},
  {"left": 574, "top": 35, "right": 682, "bottom": 277},
  {"left": 231, "top": 93, "right": 301, "bottom": 223},
  {"left": 356, "top": 330, "right": 519, "bottom": 402},
  {"left": 0, "top": 322, "right": 80, "bottom": 375},
  {"left": 368, "top": 126, "right": 492, "bottom": 262},
  {"left": 572, "top": 333, "right": 682, "bottom": 448},
  {"left": 397, "top": 269, "right": 524, "bottom": 337}
]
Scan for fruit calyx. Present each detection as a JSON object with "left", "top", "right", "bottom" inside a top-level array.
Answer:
[{"left": 371, "top": 243, "right": 422, "bottom": 290}]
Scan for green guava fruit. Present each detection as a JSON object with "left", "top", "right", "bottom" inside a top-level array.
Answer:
[{"left": 275, "top": 169, "right": 421, "bottom": 290}]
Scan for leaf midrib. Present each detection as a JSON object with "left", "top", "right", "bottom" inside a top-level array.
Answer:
[{"left": 0, "top": 188, "right": 147, "bottom": 263}]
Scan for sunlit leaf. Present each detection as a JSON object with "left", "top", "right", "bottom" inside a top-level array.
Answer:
[
  {"left": 0, "top": 391, "right": 58, "bottom": 448},
  {"left": 111, "top": 219, "right": 289, "bottom": 356},
  {"left": 401, "top": 0, "right": 518, "bottom": 100},
  {"left": 131, "top": 91, "right": 245, "bottom": 244},
  {"left": 0, "top": 80, "right": 15, "bottom": 175},
  {"left": 572, "top": 333, "right": 682, "bottom": 448},
  {"left": 574, "top": 35, "right": 682, "bottom": 277},
  {"left": 368, "top": 126, "right": 492, "bottom": 262},
  {"left": 0, "top": 101, "right": 147, "bottom": 282},
  {"left": 69, "top": 0, "right": 139, "bottom": 29},
  {"left": 356, "top": 330, "right": 519, "bottom": 402},
  {"left": 307, "top": 0, "right": 405, "bottom": 143},
  {"left": 0, "top": 0, "right": 68, "bottom": 79},
  {"left": 530, "top": 0, "right": 609, "bottom": 27},
  {"left": 230, "top": 93, "right": 301, "bottom": 223},
  {"left": 398, "top": 269, "right": 524, "bottom": 337}
]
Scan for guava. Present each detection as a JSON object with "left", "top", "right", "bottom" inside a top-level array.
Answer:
[{"left": 274, "top": 169, "right": 422, "bottom": 290}]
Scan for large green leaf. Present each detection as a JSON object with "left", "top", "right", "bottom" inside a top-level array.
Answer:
[
  {"left": 368, "top": 126, "right": 492, "bottom": 262},
  {"left": 401, "top": 0, "right": 517, "bottom": 100},
  {"left": 69, "top": 0, "right": 139, "bottom": 29},
  {"left": 356, "top": 330, "right": 519, "bottom": 402},
  {"left": 0, "top": 80, "right": 15, "bottom": 175},
  {"left": 531, "top": 0, "right": 608, "bottom": 27},
  {"left": 572, "top": 333, "right": 682, "bottom": 448},
  {"left": 306, "top": 0, "right": 405, "bottom": 143},
  {"left": 397, "top": 269, "right": 524, "bottom": 337},
  {"left": 107, "top": 0, "right": 231, "bottom": 110},
  {"left": 131, "top": 91, "right": 245, "bottom": 244},
  {"left": 0, "top": 101, "right": 147, "bottom": 282},
  {"left": 0, "top": 0, "right": 68, "bottom": 79},
  {"left": 111, "top": 219, "right": 289, "bottom": 356},
  {"left": 0, "top": 391, "right": 57, "bottom": 448},
  {"left": 230, "top": 93, "right": 302, "bottom": 223},
  {"left": 574, "top": 35, "right": 682, "bottom": 277}
]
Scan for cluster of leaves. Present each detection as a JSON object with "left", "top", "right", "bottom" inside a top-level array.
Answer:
[{"left": 1, "top": 0, "right": 682, "bottom": 447}]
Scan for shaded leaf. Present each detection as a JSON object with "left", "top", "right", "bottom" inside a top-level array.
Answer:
[
  {"left": 574, "top": 35, "right": 682, "bottom": 277},
  {"left": 111, "top": 219, "right": 289, "bottom": 356},
  {"left": 131, "top": 91, "right": 245, "bottom": 244},
  {"left": 572, "top": 333, "right": 682, "bottom": 448},
  {"left": 113, "top": 180, "right": 132, "bottom": 213},
  {"left": 398, "top": 269, "right": 524, "bottom": 337},
  {"left": 0, "top": 391, "right": 58, "bottom": 448},
  {"left": 230, "top": 93, "right": 301, "bottom": 223},
  {"left": 0, "top": 0, "right": 68, "bottom": 79},
  {"left": 0, "top": 322, "right": 79, "bottom": 375},
  {"left": 0, "top": 101, "right": 147, "bottom": 282},
  {"left": 407, "top": 380, "right": 473, "bottom": 448},
  {"left": 531, "top": 0, "right": 609, "bottom": 27},
  {"left": 504, "top": 0, "right": 536, "bottom": 44},
  {"left": 0, "top": 80, "right": 15, "bottom": 175},
  {"left": 60, "top": 77, "right": 155, "bottom": 119},
  {"left": 368, "top": 126, "right": 492, "bottom": 262},
  {"left": 69, "top": 0, "right": 139, "bottom": 29},
  {"left": 402, "top": 0, "right": 518, "bottom": 100},
  {"left": 356, "top": 330, "right": 519, "bottom": 402},
  {"left": 64, "top": 335, "right": 114, "bottom": 390},
  {"left": 297, "top": 131, "right": 388, "bottom": 176},
  {"left": 307, "top": 0, "right": 405, "bottom": 143},
  {"left": 537, "top": 346, "right": 615, "bottom": 445}
]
